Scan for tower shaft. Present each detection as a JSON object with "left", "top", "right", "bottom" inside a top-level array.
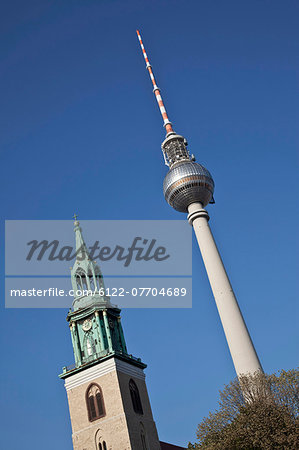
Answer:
[
  {"left": 136, "top": 30, "right": 263, "bottom": 378},
  {"left": 188, "top": 202, "right": 262, "bottom": 376}
]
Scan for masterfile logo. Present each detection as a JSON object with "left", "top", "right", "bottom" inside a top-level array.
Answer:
[
  {"left": 5, "top": 220, "right": 192, "bottom": 308},
  {"left": 25, "top": 236, "right": 170, "bottom": 267}
]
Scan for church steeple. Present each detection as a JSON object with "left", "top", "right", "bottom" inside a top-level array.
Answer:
[
  {"left": 60, "top": 217, "right": 142, "bottom": 375},
  {"left": 60, "top": 219, "right": 161, "bottom": 450}
]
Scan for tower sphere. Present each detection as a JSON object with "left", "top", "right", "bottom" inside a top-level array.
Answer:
[{"left": 163, "top": 161, "right": 215, "bottom": 212}]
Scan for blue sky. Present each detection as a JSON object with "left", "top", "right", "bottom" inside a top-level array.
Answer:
[{"left": 1, "top": 0, "right": 298, "bottom": 448}]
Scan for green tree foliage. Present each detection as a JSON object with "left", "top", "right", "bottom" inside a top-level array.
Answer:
[{"left": 188, "top": 369, "right": 299, "bottom": 450}]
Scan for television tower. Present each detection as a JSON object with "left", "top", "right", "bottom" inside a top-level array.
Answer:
[{"left": 136, "top": 30, "right": 262, "bottom": 377}]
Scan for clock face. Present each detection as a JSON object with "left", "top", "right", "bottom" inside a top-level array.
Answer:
[{"left": 82, "top": 319, "right": 92, "bottom": 332}]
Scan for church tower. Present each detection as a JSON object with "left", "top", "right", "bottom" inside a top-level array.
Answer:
[{"left": 59, "top": 218, "right": 161, "bottom": 450}]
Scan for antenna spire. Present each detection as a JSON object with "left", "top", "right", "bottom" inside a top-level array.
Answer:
[{"left": 136, "top": 30, "right": 174, "bottom": 135}]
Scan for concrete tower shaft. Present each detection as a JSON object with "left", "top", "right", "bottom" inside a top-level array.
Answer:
[{"left": 187, "top": 203, "right": 262, "bottom": 376}]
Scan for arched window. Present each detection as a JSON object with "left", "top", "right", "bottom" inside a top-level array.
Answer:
[
  {"left": 87, "top": 268, "right": 95, "bottom": 291},
  {"left": 129, "top": 379, "right": 143, "bottom": 415},
  {"left": 96, "top": 275, "right": 103, "bottom": 292},
  {"left": 86, "top": 384, "right": 105, "bottom": 421},
  {"left": 76, "top": 274, "right": 82, "bottom": 290},
  {"left": 75, "top": 269, "right": 88, "bottom": 290},
  {"left": 83, "top": 333, "right": 96, "bottom": 358}
]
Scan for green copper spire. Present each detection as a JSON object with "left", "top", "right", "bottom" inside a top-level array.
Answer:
[
  {"left": 60, "top": 218, "right": 146, "bottom": 379},
  {"left": 70, "top": 216, "right": 109, "bottom": 311}
]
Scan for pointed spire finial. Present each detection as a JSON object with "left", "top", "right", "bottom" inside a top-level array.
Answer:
[
  {"left": 72, "top": 216, "right": 89, "bottom": 259},
  {"left": 70, "top": 220, "right": 111, "bottom": 311}
]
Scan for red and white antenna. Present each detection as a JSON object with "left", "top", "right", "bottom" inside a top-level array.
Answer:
[{"left": 136, "top": 30, "right": 174, "bottom": 135}]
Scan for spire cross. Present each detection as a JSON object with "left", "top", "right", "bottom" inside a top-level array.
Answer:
[{"left": 136, "top": 30, "right": 174, "bottom": 135}]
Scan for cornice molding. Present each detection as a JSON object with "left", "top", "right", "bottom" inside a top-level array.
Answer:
[{"left": 64, "top": 357, "right": 145, "bottom": 390}]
